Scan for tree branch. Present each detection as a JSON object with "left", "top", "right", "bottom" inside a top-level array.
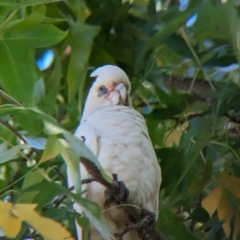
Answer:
[{"left": 160, "top": 74, "right": 216, "bottom": 102}]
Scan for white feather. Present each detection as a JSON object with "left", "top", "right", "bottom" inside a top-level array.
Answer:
[{"left": 67, "top": 65, "right": 161, "bottom": 240}]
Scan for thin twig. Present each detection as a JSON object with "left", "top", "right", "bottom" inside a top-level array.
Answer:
[
  {"left": 51, "top": 178, "right": 95, "bottom": 208},
  {"left": 159, "top": 74, "right": 216, "bottom": 104},
  {"left": 0, "top": 89, "right": 24, "bottom": 106},
  {"left": 0, "top": 119, "right": 40, "bottom": 156},
  {"left": 0, "top": 119, "right": 26, "bottom": 143},
  {"left": 180, "top": 27, "right": 215, "bottom": 91},
  {"left": 188, "top": 68, "right": 199, "bottom": 94},
  {"left": 51, "top": 166, "right": 66, "bottom": 183}
]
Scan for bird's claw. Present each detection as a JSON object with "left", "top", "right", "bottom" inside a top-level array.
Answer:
[
  {"left": 104, "top": 174, "right": 129, "bottom": 206},
  {"left": 137, "top": 209, "right": 156, "bottom": 240},
  {"left": 114, "top": 210, "right": 156, "bottom": 240},
  {"left": 114, "top": 180, "right": 129, "bottom": 202}
]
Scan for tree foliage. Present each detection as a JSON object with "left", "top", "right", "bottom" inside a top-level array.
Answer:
[{"left": 0, "top": 0, "right": 240, "bottom": 239}]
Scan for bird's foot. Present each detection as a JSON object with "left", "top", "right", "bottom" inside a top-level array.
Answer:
[
  {"left": 114, "top": 209, "right": 156, "bottom": 240},
  {"left": 137, "top": 209, "right": 156, "bottom": 240},
  {"left": 104, "top": 173, "right": 129, "bottom": 206}
]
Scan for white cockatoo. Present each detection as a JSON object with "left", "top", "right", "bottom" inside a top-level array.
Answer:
[{"left": 68, "top": 65, "right": 161, "bottom": 240}]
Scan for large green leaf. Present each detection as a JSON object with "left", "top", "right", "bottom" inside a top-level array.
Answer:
[
  {"left": 59, "top": 137, "right": 82, "bottom": 195},
  {"left": 0, "top": 104, "right": 65, "bottom": 135},
  {"left": 0, "top": 143, "right": 29, "bottom": 164},
  {"left": 0, "top": 0, "right": 63, "bottom": 7},
  {"left": 0, "top": 6, "right": 67, "bottom": 105},
  {"left": 67, "top": 22, "right": 99, "bottom": 111},
  {"left": 156, "top": 147, "right": 183, "bottom": 189},
  {"left": 20, "top": 181, "right": 63, "bottom": 209},
  {"left": 17, "top": 169, "right": 46, "bottom": 203},
  {"left": 169, "top": 132, "right": 211, "bottom": 198},
  {"left": 193, "top": 0, "right": 233, "bottom": 41},
  {"left": 228, "top": 0, "right": 240, "bottom": 67},
  {"left": 40, "top": 136, "right": 60, "bottom": 163}
]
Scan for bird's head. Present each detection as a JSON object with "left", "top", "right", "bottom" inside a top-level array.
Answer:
[{"left": 84, "top": 65, "right": 132, "bottom": 112}]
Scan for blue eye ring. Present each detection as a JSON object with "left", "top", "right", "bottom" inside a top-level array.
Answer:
[{"left": 98, "top": 85, "right": 108, "bottom": 97}]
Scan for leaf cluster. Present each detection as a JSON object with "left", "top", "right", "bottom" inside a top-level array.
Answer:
[{"left": 0, "top": 0, "right": 240, "bottom": 240}]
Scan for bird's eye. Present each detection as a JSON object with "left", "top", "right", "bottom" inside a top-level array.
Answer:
[{"left": 98, "top": 85, "right": 108, "bottom": 97}]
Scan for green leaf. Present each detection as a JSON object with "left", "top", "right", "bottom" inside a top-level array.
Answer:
[
  {"left": 191, "top": 207, "right": 209, "bottom": 223},
  {"left": 39, "top": 52, "right": 61, "bottom": 115},
  {"left": 136, "top": 0, "right": 203, "bottom": 71},
  {"left": 18, "top": 169, "right": 45, "bottom": 203},
  {"left": 62, "top": 132, "right": 97, "bottom": 162},
  {"left": 0, "top": 104, "right": 65, "bottom": 135},
  {"left": 157, "top": 204, "right": 197, "bottom": 240},
  {"left": 156, "top": 147, "right": 183, "bottom": 189},
  {"left": 202, "top": 54, "right": 237, "bottom": 68},
  {"left": 163, "top": 34, "right": 193, "bottom": 59},
  {"left": 63, "top": 132, "right": 111, "bottom": 182},
  {"left": 0, "top": 105, "right": 51, "bottom": 136},
  {"left": 21, "top": 181, "right": 63, "bottom": 209},
  {"left": 0, "top": 0, "right": 63, "bottom": 7},
  {"left": 67, "top": 22, "right": 99, "bottom": 111},
  {"left": 41, "top": 208, "right": 76, "bottom": 236},
  {"left": 0, "top": 6, "right": 67, "bottom": 105},
  {"left": 42, "top": 17, "right": 66, "bottom": 23},
  {"left": 67, "top": 0, "right": 88, "bottom": 22},
  {"left": 59, "top": 137, "right": 82, "bottom": 194},
  {"left": 15, "top": 111, "right": 44, "bottom": 135},
  {"left": 0, "top": 143, "right": 29, "bottom": 164},
  {"left": 152, "top": 88, "right": 193, "bottom": 120},
  {"left": 75, "top": 214, "right": 89, "bottom": 240},
  {"left": 188, "top": 158, "right": 212, "bottom": 196},
  {"left": 169, "top": 132, "right": 210, "bottom": 197},
  {"left": 0, "top": 121, "right": 17, "bottom": 144},
  {"left": 193, "top": 0, "right": 233, "bottom": 41},
  {"left": 40, "top": 136, "right": 61, "bottom": 163},
  {"left": 228, "top": 0, "right": 240, "bottom": 67},
  {"left": 90, "top": 44, "right": 115, "bottom": 66}
]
